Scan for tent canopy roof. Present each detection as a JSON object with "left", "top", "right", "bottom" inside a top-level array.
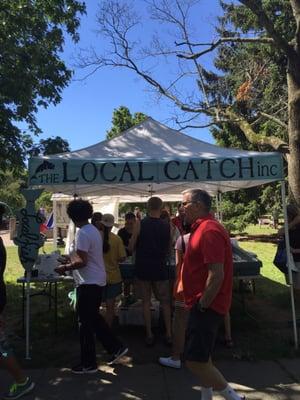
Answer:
[
  {"left": 29, "top": 118, "right": 283, "bottom": 198},
  {"left": 56, "top": 117, "right": 264, "bottom": 160}
]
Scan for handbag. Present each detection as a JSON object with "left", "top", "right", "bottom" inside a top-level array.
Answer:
[
  {"left": 273, "top": 240, "right": 288, "bottom": 274},
  {"left": 273, "top": 240, "right": 298, "bottom": 274}
]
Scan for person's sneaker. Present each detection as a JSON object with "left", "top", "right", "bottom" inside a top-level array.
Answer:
[
  {"left": 71, "top": 364, "right": 98, "bottom": 374},
  {"left": 3, "top": 377, "right": 35, "bottom": 400},
  {"left": 159, "top": 356, "right": 181, "bottom": 369},
  {"left": 107, "top": 346, "right": 128, "bottom": 365}
]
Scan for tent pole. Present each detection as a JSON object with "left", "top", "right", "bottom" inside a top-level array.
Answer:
[
  {"left": 53, "top": 200, "right": 57, "bottom": 250},
  {"left": 25, "top": 270, "right": 31, "bottom": 359},
  {"left": 215, "top": 194, "right": 219, "bottom": 220},
  {"left": 281, "top": 181, "right": 298, "bottom": 349},
  {"left": 219, "top": 192, "right": 223, "bottom": 222}
]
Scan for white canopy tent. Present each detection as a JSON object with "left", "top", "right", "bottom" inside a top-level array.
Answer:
[
  {"left": 25, "top": 117, "right": 297, "bottom": 357},
  {"left": 29, "top": 118, "right": 283, "bottom": 197}
]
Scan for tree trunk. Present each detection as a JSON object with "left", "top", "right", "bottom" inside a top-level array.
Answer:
[{"left": 287, "top": 63, "right": 300, "bottom": 207}]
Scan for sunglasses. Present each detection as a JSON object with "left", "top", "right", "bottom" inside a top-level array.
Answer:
[{"left": 181, "top": 201, "right": 198, "bottom": 207}]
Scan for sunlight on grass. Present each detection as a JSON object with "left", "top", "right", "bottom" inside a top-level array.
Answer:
[
  {"left": 241, "top": 224, "right": 277, "bottom": 236},
  {"left": 239, "top": 241, "right": 285, "bottom": 285},
  {"left": 5, "top": 243, "right": 55, "bottom": 282}
]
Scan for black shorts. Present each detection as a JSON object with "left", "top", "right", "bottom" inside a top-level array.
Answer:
[{"left": 185, "top": 305, "right": 223, "bottom": 363}]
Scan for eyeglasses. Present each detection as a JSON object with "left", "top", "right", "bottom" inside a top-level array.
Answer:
[{"left": 181, "top": 201, "right": 196, "bottom": 207}]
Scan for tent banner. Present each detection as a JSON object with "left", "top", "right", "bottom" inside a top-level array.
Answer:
[{"left": 28, "top": 154, "right": 284, "bottom": 186}]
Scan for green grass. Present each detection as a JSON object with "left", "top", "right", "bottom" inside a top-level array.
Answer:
[
  {"left": 230, "top": 240, "right": 297, "bottom": 359},
  {"left": 5, "top": 244, "right": 54, "bottom": 282},
  {"left": 238, "top": 223, "right": 277, "bottom": 236},
  {"left": 239, "top": 241, "right": 285, "bottom": 285},
  {"left": 4, "top": 243, "right": 77, "bottom": 367}
]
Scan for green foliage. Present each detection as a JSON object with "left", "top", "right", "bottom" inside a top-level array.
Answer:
[
  {"left": 0, "top": 170, "right": 27, "bottom": 214},
  {"left": 0, "top": 0, "right": 86, "bottom": 171},
  {"left": 118, "top": 202, "right": 147, "bottom": 216},
  {"left": 221, "top": 189, "right": 262, "bottom": 233},
  {"left": 208, "top": 0, "right": 291, "bottom": 224},
  {"left": 106, "top": 106, "right": 148, "bottom": 139},
  {"left": 0, "top": 134, "right": 70, "bottom": 215},
  {"left": 35, "top": 191, "right": 52, "bottom": 212},
  {"left": 213, "top": 0, "right": 290, "bottom": 144},
  {"left": 259, "top": 182, "right": 282, "bottom": 215},
  {"left": 29, "top": 135, "right": 71, "bottom": 211},
  {"left": 30, "top": 136, "right": 70, "bottom": 156}
]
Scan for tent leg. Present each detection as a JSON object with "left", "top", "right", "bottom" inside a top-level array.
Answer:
[
  {"left": 281, "top": 181, "right": 298, "bottom": 349},
  {"left": 25, "top": 271, "right": 31, "bottom": 360}
]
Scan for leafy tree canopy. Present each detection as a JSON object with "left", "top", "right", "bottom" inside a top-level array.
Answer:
[
  {"left": 106, "top": 106, "right": 148, "bottom": 139},
  {"left": 30, "top": 136, "right": 70, "bottom": 156},
  {"left": 0, "top": 170, "right": 27, "bottom": 214},
  {"left": 0, "top": 0, "right": 86, "bottom": 172}
]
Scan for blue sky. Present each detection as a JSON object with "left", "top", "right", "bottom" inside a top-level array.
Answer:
[{"left": 35, "top": 1, "right": 223, "bottom": 151}]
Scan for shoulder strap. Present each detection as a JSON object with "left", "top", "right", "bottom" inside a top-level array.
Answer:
[{"left": 181, "top": 235, "right": 186, "bottom": 254}]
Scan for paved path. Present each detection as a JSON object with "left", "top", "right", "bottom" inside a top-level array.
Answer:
[
  {"left": 1, "top": 358, "right": 300, "bottom": 399},
  {"left": 0, "top": 230, "right": 13, "bottom": 247}
]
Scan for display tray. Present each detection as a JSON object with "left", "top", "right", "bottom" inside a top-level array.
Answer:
[
  {"left": 120, "top": 247, "right": 262, "bottom": 279},
  {"left": 232, "top": 246, "right": 262, "bottom": 277}
]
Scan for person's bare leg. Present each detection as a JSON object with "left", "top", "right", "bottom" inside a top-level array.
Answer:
[
  {"left": 172, "top": 306, "right": 188, "bottom": 360},
  {"left": 141, "top": 282, "right": 153, "bottom": 339},
  {"left": 187, "top": 359, "right": 244, "bottom": 400},
  {"left": 161, "top": 302, "right": 172, "bottom": 338},
  {"left": 224, "top": 312, "right": 232, "bottom": 342},
  {"left": 1, "top": 356, "right": 26, "bottom": 384},
  {"left": 187, "top": 359, "right": 227, "bottom": 390},
  {"left": 105, "top": 298, "right": 116, "bottom": 327}
]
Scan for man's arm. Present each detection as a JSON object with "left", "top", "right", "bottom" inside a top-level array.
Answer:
[
  {"left": 198, "top": 263, "right": 224, "bottom": 309},
  {"left": 55, "top": 250, "right": 88, "bottom": 275},
  {"left": 128, "top": 220, "right": 140, "bottom": 254}
]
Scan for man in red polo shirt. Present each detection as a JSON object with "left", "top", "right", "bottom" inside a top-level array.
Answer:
[{"left": 181, "top": 189, "right": 245, "bottom": 400}]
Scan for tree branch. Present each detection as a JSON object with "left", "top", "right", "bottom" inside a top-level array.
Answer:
[
  {"left": 257, "top": 111, "right": 288, "bottom": 130},
  {"left": 177, "top": 37, "right": 275, "bottom": 60},
  {"left": 224, "top": 108, "right": 289, "bottom": 152},
  {"left": 178, "top": 121, "right": 229, "bottom": 130}
]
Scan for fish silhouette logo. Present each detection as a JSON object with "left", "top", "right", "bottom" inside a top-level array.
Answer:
[
  {"left": 35, "top": 160, "right": 55, "bottom": 174},
  {"left": 30, "top": 160, "right": 55, "bottom": 181}
]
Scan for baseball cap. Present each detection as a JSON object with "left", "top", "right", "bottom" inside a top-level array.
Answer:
[{"left": 101, "top": 213, "right": 115, "bottom": 228}]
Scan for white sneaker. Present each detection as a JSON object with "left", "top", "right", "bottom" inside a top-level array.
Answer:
[{"left": 158, "top": 356, "right": 181, "bottom": 369}]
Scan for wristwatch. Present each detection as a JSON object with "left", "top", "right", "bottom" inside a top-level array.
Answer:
[{"left": 197, "top": 300, "right": 207, "bottom": 312}]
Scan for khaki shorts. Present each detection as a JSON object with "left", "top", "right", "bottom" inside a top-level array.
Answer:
[{"left": 138, "top": 280, "right": 170, "bottom": 304}]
